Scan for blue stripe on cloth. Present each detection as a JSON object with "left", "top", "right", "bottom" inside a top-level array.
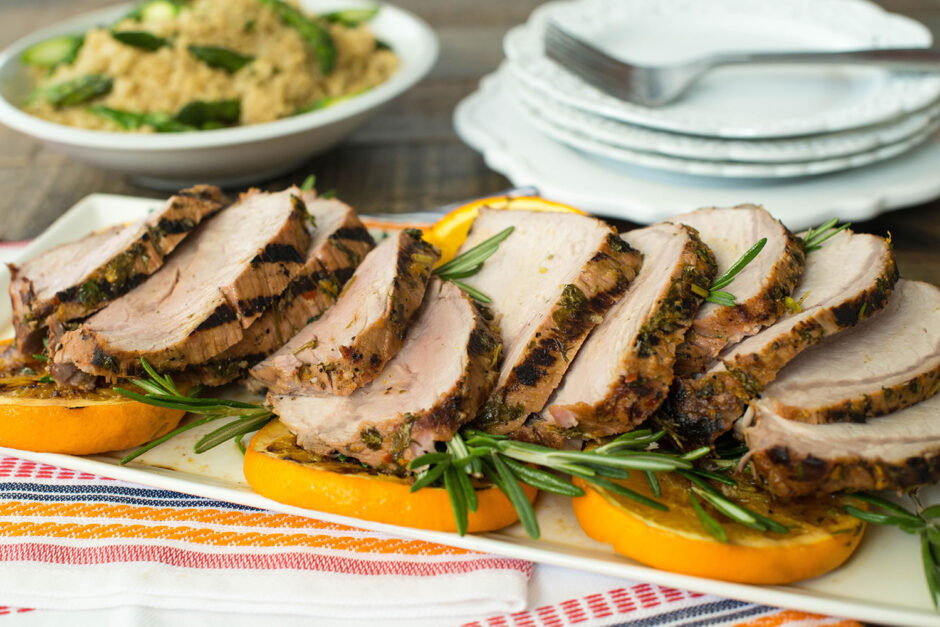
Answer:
[
  {"left": 0, "top": 482, "right": 260, "bottom": 511},
  {"left": 609, "top": 599, "right": 770, "bottom": 627}
]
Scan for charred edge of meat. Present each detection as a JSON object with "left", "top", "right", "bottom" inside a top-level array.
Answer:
[
  {"left": 332, "top": 226, "right": 375, "bottom": 246},
  {"left": 748, "top": 445, "right": 940, "bottom": 498},
  {"left": 674, "top": 221, "right": 806, "bottom": 378},
  {"left": 185, "top": 353, "right": 266, "bottom": 387},
  {"left": 661, "top": 250, "right": 900, "bottom": 450},
  {"left": 658, "top": 370, "right": 751, "bottom": 450},
  {"left": 554, "top": 229, "right": 719, "bottom": 442},
  {"left": 251, "top": 243, "right": 306, "bottom": 266},
  {"left": 196, "top": 304, "right": 239, "bottom": 331},
  {"left": 778, "top": 369, "right": 940, "bottom": 425},
  {"left": 483, "top": 239, "right": 642, "bottom": 435},
  {"left": 357, "top": 294, "right": 502, "bottom": 474}
]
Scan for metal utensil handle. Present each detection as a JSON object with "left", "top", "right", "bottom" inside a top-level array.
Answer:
[{"left": 713, "top": 48, "right": 940, "bottom": 71}]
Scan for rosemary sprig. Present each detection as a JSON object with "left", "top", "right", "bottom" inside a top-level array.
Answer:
[
  {"left": 690, "top": 238, "right": 767, "bottom": 307},
  {"left": 844, "top": 492, "right": 940, "bottom": 607},
  {"left": 803, "top": 218, "right": 850, "bottom": 252},
  {"left": 114, "top": 362, "right": 784, "bottom": 543},
  {"left": 432, "top": 227, "right": 515, "bottom": 303},
  {"left": 113, "top": 358, "right": 272, "bottom": 464},
  {"left": 410, "top": 428, "right": 694, "bottom": 539}
]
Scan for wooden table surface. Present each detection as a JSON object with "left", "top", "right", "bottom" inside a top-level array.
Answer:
[{"left": 1, "top": 0, "right": 938, "bottom": 285}]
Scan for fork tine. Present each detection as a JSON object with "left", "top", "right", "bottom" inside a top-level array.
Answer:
[{"left": 543, "top": 20, "right": 659, "bottom": 104}]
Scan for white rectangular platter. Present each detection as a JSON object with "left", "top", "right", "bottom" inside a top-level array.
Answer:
[{"left": 1, "top": 193, "right": 937, "bottom": 626}]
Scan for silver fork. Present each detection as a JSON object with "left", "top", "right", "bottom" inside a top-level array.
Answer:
[{"left": 543, "top": 21, "right": 940, "bottom": 107}]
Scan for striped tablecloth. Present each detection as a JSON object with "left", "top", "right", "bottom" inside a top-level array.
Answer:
[{"left": 0, "top": 453, "right": 860, "bottom": 627}]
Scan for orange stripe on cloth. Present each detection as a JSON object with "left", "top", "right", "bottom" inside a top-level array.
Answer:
[
  {"left": 733, "top": 609, "right": 862, "bottom": 627},
  {"left": 0, "top": 502, "right": 472, "bottom": 556}
]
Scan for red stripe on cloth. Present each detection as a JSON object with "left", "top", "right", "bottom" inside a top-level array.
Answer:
[
  {"left": 583, "top": 593, "right": 613, "bottom": 619},
  {"left": 0, "top": 458, "right": 111, "bottom": 482},
  {"left": 559, "top": 598, "right": 588, "bottom": 623},
  {"left": 0, "top": 543, "right": 523, "bottom": 577}
]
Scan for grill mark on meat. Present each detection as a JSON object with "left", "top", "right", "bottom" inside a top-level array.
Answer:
[
  {"left": 250, "top": 229, "right": 437, "bottom": 396},
  {"left": 522, "top": 223, "right": 716, "bottom": 447},
  {"left": 331, "top": 226, "right": 373, "bottom": 244},
  {"left": 660, "top": 229, "right": 898, "bottom": 450},
  {"left": 671, "top": 205, "right": 805, "bottom": 378},
  {"left": 252, "top": 243, "right": 307, "bottom": 266},
  {"left": 196, "top": 304, "right": 239, "bottom": 331},
  {"left": 9, "top": 185, "right": 227, "bottom": 355},
  {"left": 268, "top": 280, "right": 500, "bottom": 472},
  {"left": 758, "top": 279, "right": 940, "bottom": 425},
  {"left": 460, "top": 210, "right": 642, "bottom": 435},
  {"left": 741, "top": 394, "right": 940, "bottom": 497},
  {"left": 50, "top": 188, "right": 311, "bottom": 385}
]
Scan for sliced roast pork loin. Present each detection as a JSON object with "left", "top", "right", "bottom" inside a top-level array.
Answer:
[
  {"left": 672, "top": 205, "right": 805, "bottom": 377},
  {"left": 462, "top": 209, "right": 642, "bottom": 435},
  {"left": 522, "top": 223, "right": 716, "bottom": 447},
  {"left": 50, "top": 188, "right": 310, "bottom": 386},
  {"left": 740, "top": 394, "right": 940, "bottom": 497},
  {"left": 250, "top": 229, "right": 438, "bottom": 396},
  {"left": 188, "top": 195, "right": 374, "bottom": 386},
  {"left": 268, "top": 279, "right": 500, "bottom": 471},
  {"left": 759, "top": 279, "right": 940, "bottom": 424},
  {"left": 662, "top": 229, "right": 898, "bottom": 450},
  {"left": 9, "top": 185, "right": 226, "bottom": 355}
]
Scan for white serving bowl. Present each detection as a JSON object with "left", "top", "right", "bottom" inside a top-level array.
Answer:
[{"left": 0, "top": 1, "right": 438, "bottom": 188}]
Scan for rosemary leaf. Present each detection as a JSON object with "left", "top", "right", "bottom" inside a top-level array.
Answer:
[
  {"left": 710, "top": 238, "right": 767, "bottom": 291},
  {"left": 194, "top": 412, "right": 273, "bottom": 453},
  {"left": 120, "top": 415, "right": 218, "bottom": 464},
  {"left": 491, "top": 453, "right": 540, "bottom": 539},
  {"left": 408, "top": 452, "right": 452, "bottom": 469},
  {"left": 843, "top": 505, "right": 924, "bottom": 530},
  {"left": 690, "top": 492, "right": 727, "bottom": 542},
  {"left": 574, "top": 472, "right": 668, "bottom": 512},
  {"left": 803, "top": 219, "right": 851, "bottom": 252},
  {"left": 645, "top": 471, "right": 661, "bottom": 498},
  {"left": 410, "top": 462, "right": 449, "bottom": 493},
  {"left": 443, "top": 465, "right": 469, "bottom": 536},
  {"left": 451, "top": 280, "right": 492, "bottom": 303},
  {"left": 434, "top": 227, "right": 514, "bottom": 278},
  {"left": 501, "top": 457, "right": 584, "bottom": 496}
]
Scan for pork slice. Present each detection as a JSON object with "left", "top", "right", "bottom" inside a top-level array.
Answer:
[
  {"left": 740, "top": 394, "right": 940, "bottom": 497},
  {"left": 9, "top": 185, "right": 226, "bottom": 355},
  {"left": 462, "top": 209, "right": 642, "bottom": 435},
  {"left": 50, "top": 187, "right": 310, "bottom": 383},
  {"left": 250, "top": 229, "right": 438, "bottom": 396},
  {"left": 524, "top": 223, "right": 716, "bottom": 447},
  {"left": 760, "top": 279, "right": 940, "bottom": 424},
  {"left": 672, "top": 205, "right": 805, "bottom": 377},
  {"left": 662, "top": 229, "right": 898, "bottom": 449},
  {"left": 268, "top": 280, "right": 500, "bottom": 471},
  {"left": 187, "top": 196, "right": 374, "bottom": 386}
]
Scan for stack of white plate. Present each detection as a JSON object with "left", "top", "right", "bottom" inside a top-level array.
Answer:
[{"left": 454, "top": 0, "right": 940, "bottom": 228}]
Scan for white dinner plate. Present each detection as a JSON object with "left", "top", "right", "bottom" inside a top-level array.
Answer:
[
  {"left": 0, "top": 1, "right": 438, "bottom": 188},
  {"left": 509, "top": 74, "right": 940, "bottom": 178},
  {"left": 0, "top": 193, "right": 938, "bottom": 627},
  {"left": 509, "top": 77, "right": 940, "bottom": 164},
  {"left": 455, "top": 72, "right": 940, "bottom": 229},
  {"left": 504, "top": 0, "right": 940, "bottom": 139}
]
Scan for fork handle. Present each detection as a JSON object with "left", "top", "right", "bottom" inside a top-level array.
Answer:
[{"left": 711, "top": 49, "right": 940, "bottom": 72}]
